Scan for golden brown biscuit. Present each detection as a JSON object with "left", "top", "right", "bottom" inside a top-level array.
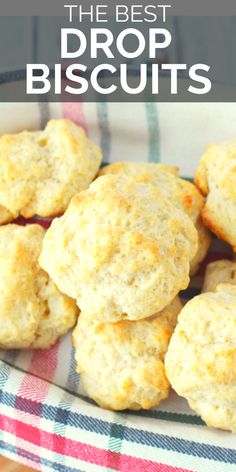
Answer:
[
  {"left": 190, "top": 219, "right": 211, "bottom": 275},
  {"left": 99, "top": 162, "right": 179, "bottom": 178},
  {"left": 0, "top": 119, "right": 102, "bottom": 222},
  {"left": 39, "top": 174, "right": 197, "bottom": 322},
  {"left": 99, "top": 161, "right": 211, "bottom": 274},
  {"left": 203, "top": 259, "right": 236, "bottom": 293},
  {"left": 73, "top": 297, "right": 182, "bottom": 410},
  {"left": 0, "top": 224, "right": 78, "bottom": 349},
  {"left": 165, "top": 284, "right": 236, "bottom": 432},
  {"left": 195, "top": 140, "right": 236, "bottom": 249},
  {"left": 0, "top": 205, "right": 14, "bottom": 225}
]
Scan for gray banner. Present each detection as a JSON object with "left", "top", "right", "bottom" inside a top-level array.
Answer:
[{"left": 0, "top": 14, "right": 235, "bottom": 101}]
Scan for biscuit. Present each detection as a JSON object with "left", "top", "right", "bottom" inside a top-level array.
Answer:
[
  {"left": 0, "top": 224, "right": 78, "bottom": 349},
  {"left": 195, "top": 140, "right": 236, "bottom": 249},
  {"left": 0, "top": 205, "right": 14, "bottom": 225},
  {"left": 73, "top": 297, "right": 182, "bottom": 410},
  {"left": 0, "top": 119, "right": 102, "bottom": 222},
  {"left": 190, "top": 219, "right": 211, "bottom": 275},
  {"left": 165, "top": 284, "right": 236, "bottom": 432},
  {"left": 99, "top": 161, "right": 211, "bottom": 274},
  {"left": 99, "top": 162, "right": 179, "bottom": 177},
  {"left": 39, "top": 174, "right": 197, "bottom": 322},
  {"left": 203, "top": 259, "right": 236, "bottom": 293}
]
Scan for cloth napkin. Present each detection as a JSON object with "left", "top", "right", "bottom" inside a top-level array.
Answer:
[{"left": 0, "top": 101, "right": 236, "bottom": 472}]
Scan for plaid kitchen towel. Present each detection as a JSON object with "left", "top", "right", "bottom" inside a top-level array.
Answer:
[
  {"left": 1, "top": 101, "right": 236, "bottom": 177},
  {"left": 0, "top": 101, "right": 236, "bottom": 472}
]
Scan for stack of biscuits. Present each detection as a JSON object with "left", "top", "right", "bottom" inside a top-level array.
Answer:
[
  {"left": 39, "top": 157, "right": 210, "bottom": 411},
  {"left": 0, "top": 119, "right": 102, "bottom": 348},
  {"left": 166, "top": 140, "right": 236, "bottom": 433},
  {"left": 40, "top": 172, "right": 199, "bottom": 410},
  {"left": 1, "top": 119, "right": 236, "bottom": 433}
]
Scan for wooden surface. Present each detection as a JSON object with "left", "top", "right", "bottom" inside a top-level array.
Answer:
[{"left": 0, "top": 456, "right": 36, "bottom": 471}]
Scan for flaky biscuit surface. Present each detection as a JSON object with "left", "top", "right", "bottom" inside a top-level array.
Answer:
[
  {"left": 100, "top": 161, "right": 211, "bottom": 274},
  {"left": 203, "top": 259, "right": 236, "bottom": 293},
  {"left": 0, "top": 119, "right": 102, "bottom": 222},
  {"left": 40, "top": 175, "right": 197, "bottom": 321},
  {"left": 165, "top": 284, "right": 236, "bottom": 432},
  {"left": 73, "top": 297, "right": 182, "bottom": 410},
  {"left": 195, "top": 140, "right": 236, "bottom": 249},
  {"left": 0, "top": 224, "right": 78, "bottom": 349}
]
